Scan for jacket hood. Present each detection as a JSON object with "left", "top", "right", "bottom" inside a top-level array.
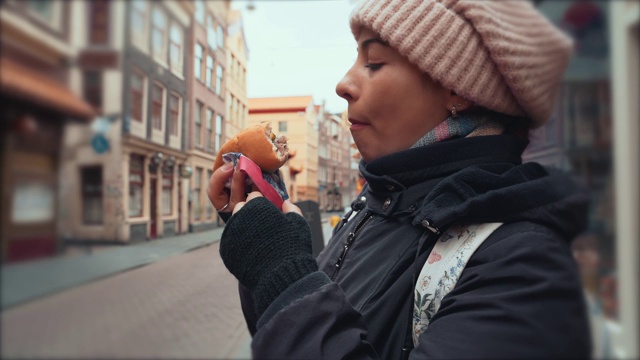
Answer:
[{"left": 360, "top": 135, "right": 589, "bottom": 241}]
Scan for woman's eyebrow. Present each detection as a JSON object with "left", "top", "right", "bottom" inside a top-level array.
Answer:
[{"left": 359, "top": 38, "right": 389, "bottom": 51}]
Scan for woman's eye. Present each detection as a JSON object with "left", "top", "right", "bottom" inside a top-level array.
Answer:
[{"left": 365, "top": 63, "right": 383, "bottom": 71}]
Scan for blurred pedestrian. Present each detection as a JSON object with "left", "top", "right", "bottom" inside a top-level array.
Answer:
[{"left": 208, "top": 0, "right": 591, "bottom": 358}]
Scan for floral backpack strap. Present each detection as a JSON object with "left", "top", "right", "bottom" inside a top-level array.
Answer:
[{"left": 412, "top": 222, "right": 503, "bottom": 346}]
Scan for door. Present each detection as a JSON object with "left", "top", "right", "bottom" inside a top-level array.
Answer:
[{"left": 150, "top": 177, "right": 157, "bottom": 239}]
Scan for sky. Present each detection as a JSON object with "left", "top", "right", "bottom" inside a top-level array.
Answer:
[{"left": 231, "top": 0, "right": 359, "bottom": 114}]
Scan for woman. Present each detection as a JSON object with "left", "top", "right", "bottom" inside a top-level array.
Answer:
[{"left": 208, "top": 0, "right": 591, "bottom": 358}]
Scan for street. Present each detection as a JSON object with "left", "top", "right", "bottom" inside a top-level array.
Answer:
[
  {"left": 1, "top": 214, "right": 339, "bottom": 359},
  {"left": 1, "top": 242, "right": 250, "bottom": 359}
]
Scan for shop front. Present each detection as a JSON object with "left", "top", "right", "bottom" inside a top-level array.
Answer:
[{"left": 1, "top": 57, "right": 94, "bottom": 263}]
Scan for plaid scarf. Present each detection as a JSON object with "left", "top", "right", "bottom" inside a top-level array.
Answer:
[{"left": 411, "top": 112, "right": 507, "bottom": 148}]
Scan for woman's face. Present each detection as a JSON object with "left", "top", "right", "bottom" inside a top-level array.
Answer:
[{"left": 336, "top": 28, "right": 450, "bottom": 163}]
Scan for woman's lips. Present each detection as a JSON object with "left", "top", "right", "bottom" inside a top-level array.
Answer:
[{"left": 349, "top": 118, "right": 369, "bottom": 131}]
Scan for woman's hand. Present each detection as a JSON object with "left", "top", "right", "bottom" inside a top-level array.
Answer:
[
  {"left": 234, "top": 191, "right": 303, "bottom": 216},
  {"left": 207, "top": 163, "right": 248, "bottom": 215},
  {"left": 219, "top": 196, "right": 316, "bottom": 316}
]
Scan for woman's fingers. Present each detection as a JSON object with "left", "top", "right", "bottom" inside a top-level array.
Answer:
[
  {"left": 228, "top": 167, "right": 248, "bottom": 210},
  {"left": 282, "top": 200, "right": 303, "bottom": 216},
  {"left": 233, "top": 191, "right": 264, "bottom": 215},
  {"left": 207, "top": 164, "right": 234, "bottom": 212}
]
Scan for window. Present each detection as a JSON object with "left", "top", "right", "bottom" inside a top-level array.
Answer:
[
  {"left": 162, "top": 169, "right": 172, "bottom": 216},
  {"left": 129, "top": 155, "right": 144, "bottom": 217},
  {"left": 216, "top": 25, "right": 224, "bottom": 49},
  {"left": 206, "top": 109, "right": 213, "bottom": 150},
  {"left": 83, "top": 71, "right": 102, "bottom": 111},
  {"left": 215, "top": 115, "right": 223, "bottom": 152},
  {"left": 130, "top": 0, "right": 147, "bottom": 49},
  {"left": 12, "top": 181, "right": 54, "bottom": 224},
  {"left": 206, "top": 169, "right": 214, "bottom": 218},
  {"left": 26, "top": 0, "right": 60, "bottom": 28},
  {"left": 89, "top": 0, "right": 109, "bottom": 45},
  {"left": 82, "top": 166, "right": 103, "bottom": 225},
  {"left": 207, "top": 16, "right": 217, "bottom": 49},
  {"left": 194, "top": 43, "right": 203, "bottom": 81},
  {"left": 206, "top": 55, "right": 214, "bottom": 88},
  {"left": 169, "top": 94, "right": 180, "bottom": 136},
  {"left": 193, "top": 168, "right": 202, "bottom": 220},
  {"left": 131, "top": 71, "right": 145, "bottom": 122},
  {"left": 169, "top": 23, "right": 183, "bottom": 74},
  {"left": 152, "top": 84, "right": 164, "bottom": 130},
  {"left": 152, "top": 7, "right": 166, "bottom": 62},
  {"left": 227, "top": 94, "right": 233, "bottom": 123},
  {"left": 195, "top": 101, "right": 203, "bottom": 146},
  {"left": 27, "top": 0, "right": 53, "bottom": 19},
  {"left": 279, "top": 121, "right": 288, "bottom": 133},
  {"left": 215, "top": 65, "right": 223, "bottom": 96},
  {"left": 195, "top": 0, "right": 205, "bottom": 25},
  {"left": 230, "top": 55, "right": 236, "bottom": 81}
]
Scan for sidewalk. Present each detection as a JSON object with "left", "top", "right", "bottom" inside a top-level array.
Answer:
[{"left": 1, "top": 227, "right": 224, "bottom": 310}]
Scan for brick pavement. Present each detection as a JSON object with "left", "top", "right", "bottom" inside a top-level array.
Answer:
[
  {"left": 1, "top": 213, "right": 338, "bottom": 359},
  {"left": 1, "top": 243, "right": 251, "bottom": 359},
  {"left": 1, "top": 228, "right": 225, "bottom": 309}
]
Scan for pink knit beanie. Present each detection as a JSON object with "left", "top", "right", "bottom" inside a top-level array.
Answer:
[{"left": 350, "top": 0, "right": 574, "bottom": 128}]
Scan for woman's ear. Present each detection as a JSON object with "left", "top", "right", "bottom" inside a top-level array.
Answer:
[{"left": 445, "top": 90, "right": 473, "bottom": 114}]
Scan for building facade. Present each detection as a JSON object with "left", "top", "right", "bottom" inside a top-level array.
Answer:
[
  {"left": 56, "top": 0, "right": 192, "bottom": 245},
  {"left": 317, "top": 105, "right": 352, "bottom": 212},
  {"left": 225, "top": 9, "right": 249, "bottom": 141},
  {"left": 186, "top": 0, "right": 230, "bottom": 233},
  {"left": 0, "top": 0, "right": 95, "bottom": 262},
  {"left": 248, "top": 96, "right": 319, "bottom": 203}
]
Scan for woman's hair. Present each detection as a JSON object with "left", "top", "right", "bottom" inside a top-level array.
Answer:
[{"left": 350, "top": 0, "right": 573, "bottom": 130}]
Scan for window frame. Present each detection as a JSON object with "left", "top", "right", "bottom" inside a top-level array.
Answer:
[
  {"left": 195, "top": 101, "right": 203, "bottom": 146},
  {"left": 169, "top": 22, "right": 183, "bottom": 75},
  {"left": 215, "top": 64, "right": 223, "bottom": 96},
  {"left": 83, "top": 70, "right": 103, "bottom": 112},
  {"left": 206, "top": 108, "right": 214, "bottom": 150},
  {"left": 216, "top": 24, "right": 224, "bottom": 49},
  {"left": 129, "top": 154, "right": 145, "bottom": 218},
  {"left": 215, "top": 114, "right": 223, "bottom": 152},
  {"left": 151, "top": 7, "right": 167, "bottom": 64},
  {"left": 88, "top": 0, "right": 110, "bottom": 45},
  {"left": 207, "top": 15, "right": 217, "bottom": 49},
  {"left": 130, "top": 0, "right": 148, "bottom": 51},
  {"left": 195, "top": 0, "right": 205, "bottom": 25},
  {"left": 130, "top": 70, "right": 146, "bottom": 123},
  {"left": 151, "top": 83, "right": 165, "bottom": 131},
  {"left": 169, "top": 93, "right": 181, "bottom": 137},
  {"left": 206, "top": 54, "right": 214, "bottom": 89},
  {"left": 194, "top": 43, "right": 204, "bottom": 81},
  {"left": 279, "top": 121, "right": 288, "bottom": 133},
  {"left": 26, "top": 0, "right": 62, "bottom": 31}
]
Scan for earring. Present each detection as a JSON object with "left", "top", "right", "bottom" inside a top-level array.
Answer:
[{"left": 451, "top": 103, "right": 466, "bottom": 117}]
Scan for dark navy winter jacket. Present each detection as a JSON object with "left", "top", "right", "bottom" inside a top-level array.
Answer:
[{"left": 239, "top": 135, "right": 592, "bottom": 359}]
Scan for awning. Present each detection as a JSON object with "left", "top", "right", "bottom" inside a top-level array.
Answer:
[{"left": 0, "top": 57, "right": 95, "bottom": 120}]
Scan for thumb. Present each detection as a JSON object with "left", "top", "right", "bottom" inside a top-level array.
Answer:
[{"left": 282, "top": 200, "right": 303, "bottom": 216}]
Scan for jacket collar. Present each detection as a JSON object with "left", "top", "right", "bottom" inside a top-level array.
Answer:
[{"left": 358, "top": 135, "right": 527, "bottom": 218}]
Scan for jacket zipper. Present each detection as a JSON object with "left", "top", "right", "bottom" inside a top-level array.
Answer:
[{"left": 330, "top": 211, "right": 373, "bottom": 280}]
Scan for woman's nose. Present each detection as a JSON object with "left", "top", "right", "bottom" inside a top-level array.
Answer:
[{"left": 335, "top": 67, "right": 357, "bottom": 102}]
